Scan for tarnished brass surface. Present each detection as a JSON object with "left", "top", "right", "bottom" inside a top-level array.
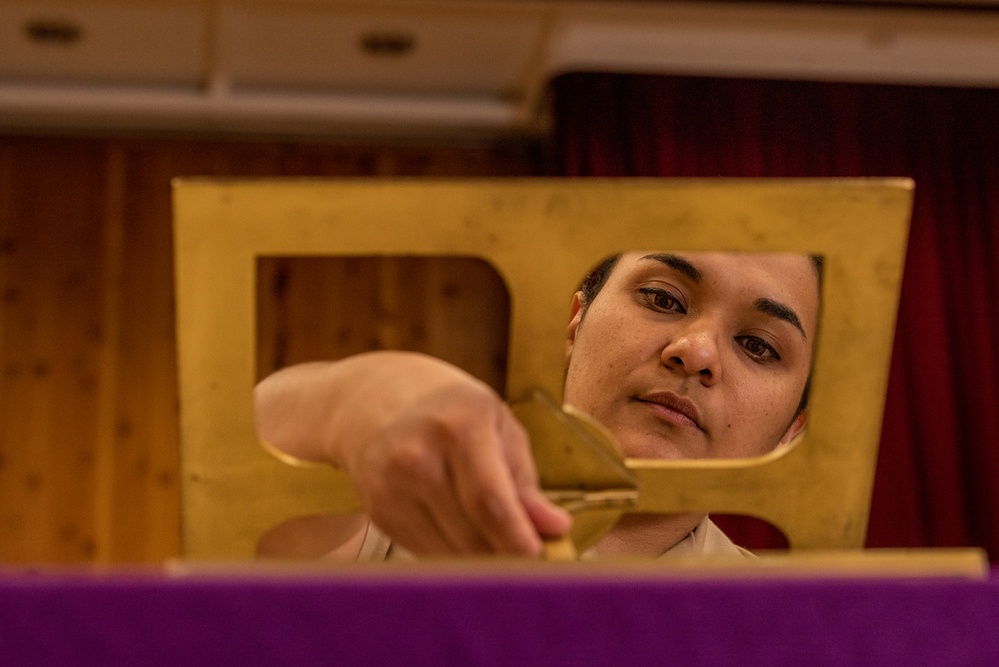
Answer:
[
  {"left": 166, "top": 548, "right": 989, "bottom": 579},
  {"left": 174, "top": 179, "right": 912, "bottom": 559},
  {"left": 512, "top": 391, "right": 637, "bottom": 553}
]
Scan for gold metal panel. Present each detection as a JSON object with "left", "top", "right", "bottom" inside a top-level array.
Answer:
[{"left": 174, "top": 178, "right": 913, "bottom": 559}]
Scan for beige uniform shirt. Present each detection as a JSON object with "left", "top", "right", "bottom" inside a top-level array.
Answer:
[{"left": 356, "top": 516, "right": 752, "bottom": 561}]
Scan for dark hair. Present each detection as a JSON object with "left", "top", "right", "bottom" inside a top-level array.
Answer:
[
  {"left": 579, "top": 254, "right": 621, "bottom": 306},
  {"left": 796, "top": 254, "right": 823, "bottom": 415},
  {"left": 577, "top": 252, "right": 823, "bottom": 417}
]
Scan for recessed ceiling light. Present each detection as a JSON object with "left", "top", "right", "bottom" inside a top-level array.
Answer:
[
  {"left": 25, "top": 18, "right": 83, "bottom": 46},
  {"left": 359, "top": 30, "right": 416, "bottom": 57}
]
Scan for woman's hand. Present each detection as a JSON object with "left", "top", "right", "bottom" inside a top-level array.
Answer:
[{"left": 254, "top": 353, "right": 571, "bottom": 557}]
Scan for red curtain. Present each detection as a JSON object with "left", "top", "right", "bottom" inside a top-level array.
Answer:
[{"left": 550, "top": 73, "right": 999, "bottom": 560}]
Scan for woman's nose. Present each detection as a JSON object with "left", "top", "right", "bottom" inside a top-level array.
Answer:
[{"left": 660, "top": 325, "right": 722, "bottom": 386}]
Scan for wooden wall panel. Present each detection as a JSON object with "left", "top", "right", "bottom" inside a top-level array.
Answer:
[
  {"left": 0, "top": 139, "right": 110, "bottom": 562},
  {"left": 256, "top": 256, "right": 511, "bottom": 393},
  {"left": 0, "top": 134, "right": 540, "bottom": 564}
]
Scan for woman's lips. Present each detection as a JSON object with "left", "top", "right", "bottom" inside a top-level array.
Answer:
[{"left": 634, "top": 392, "right": 703, "bottom": 430}]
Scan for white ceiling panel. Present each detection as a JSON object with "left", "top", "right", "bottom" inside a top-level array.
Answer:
[
  {"left": 218, "top": 3, "right": 546, "bottom": 98},
  {"left": 0, "top": 0, "right": 205, "bottom": 86}
]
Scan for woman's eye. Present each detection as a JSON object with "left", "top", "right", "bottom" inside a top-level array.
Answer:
[
  {"left": 638, "top": 287, "right": 685, "bottom": 313},
  {"left": 738, "top": 336, "right": 780, "bottom": 362}
]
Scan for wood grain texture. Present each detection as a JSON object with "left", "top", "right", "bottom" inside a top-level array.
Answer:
[{"left": 0, "top": 134, "right": 539, "bottom": 563}]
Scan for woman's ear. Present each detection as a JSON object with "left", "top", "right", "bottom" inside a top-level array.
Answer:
[
  {"left": 779, "top": 409, "right": 808, "bottom": 445},
  {"left": 566, "top": 291, "right": 584, "bottom": 363}
]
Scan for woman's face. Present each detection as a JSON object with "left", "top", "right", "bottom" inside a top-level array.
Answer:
[{"left": 563, "top": 251, "right": 820, "bottom": 460}]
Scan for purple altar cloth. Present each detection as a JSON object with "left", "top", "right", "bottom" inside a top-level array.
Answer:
[{"left": 2, "top": 569, "right": 998, "bottom": 666}]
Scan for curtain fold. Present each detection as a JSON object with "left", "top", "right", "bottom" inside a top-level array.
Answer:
[{"left": 551, "top": 73, "right": 999, "bottom": 559}]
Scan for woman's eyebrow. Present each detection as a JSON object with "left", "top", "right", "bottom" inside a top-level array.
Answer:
[
  {"left": 639, "top": 253, "right": 702, "bottom": 282},
  {"left": 638, "top": 254, "right": 807, "bottom": 338},
  {"left": 755, "top": 298, "right": 806, "bottom": 338}
]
